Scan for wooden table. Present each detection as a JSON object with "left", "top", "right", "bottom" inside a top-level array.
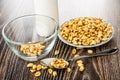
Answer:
[{"left": 0, "top": 0, "right": 120, "bottom": 80}]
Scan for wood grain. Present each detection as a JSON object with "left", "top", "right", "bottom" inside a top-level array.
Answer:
[{"left": 0, "top": 0, "right": 120, "bottom": 80}]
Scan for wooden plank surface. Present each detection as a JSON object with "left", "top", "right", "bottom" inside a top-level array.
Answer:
[{"left": 0, "top": 0, "right": 120, "bottom": 80}]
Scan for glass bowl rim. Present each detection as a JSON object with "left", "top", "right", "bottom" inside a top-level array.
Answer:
[{"left": 2, "top": 14, "right": 58, "bottom": 45}]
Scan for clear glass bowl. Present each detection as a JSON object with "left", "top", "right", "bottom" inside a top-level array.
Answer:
[{"left": 2, "top": 14, "right": 58, "bottom": 61}]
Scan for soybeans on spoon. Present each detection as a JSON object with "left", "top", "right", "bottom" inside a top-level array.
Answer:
[{"left": 40, "top": 47, "right": 119, "bottom": 69}]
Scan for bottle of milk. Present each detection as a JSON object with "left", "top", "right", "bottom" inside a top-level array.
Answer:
[{"left": 33, "top": 0, "right": 58, "bottom": 39}]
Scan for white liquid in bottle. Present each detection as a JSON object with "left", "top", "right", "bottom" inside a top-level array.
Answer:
[{"left": 34, "top": 0, "right": 58, "bottom": 37}]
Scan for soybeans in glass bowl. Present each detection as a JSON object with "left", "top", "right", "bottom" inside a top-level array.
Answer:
[
  {"left": 2, "top": 14, "right": 58, "bottom": 61},
  {"left": 58, "top": 17, "right": 114, "bottom": 48}
]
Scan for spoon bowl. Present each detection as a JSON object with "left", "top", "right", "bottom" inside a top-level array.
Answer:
[{"left": 40, "top": 58, "right": 68, "bottom": 69}]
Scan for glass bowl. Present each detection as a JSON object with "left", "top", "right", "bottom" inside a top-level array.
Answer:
[{"left": 2, "top": 14, "right": 58, "bottom": 61}]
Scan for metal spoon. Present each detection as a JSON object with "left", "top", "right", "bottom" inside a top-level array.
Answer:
[{"left": 40, "top": 47, "right": 119, "bottom": 69}]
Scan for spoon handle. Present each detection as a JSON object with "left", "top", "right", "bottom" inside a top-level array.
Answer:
[{"left": 68, "top": 47, "right": 119, "bottom": 61}]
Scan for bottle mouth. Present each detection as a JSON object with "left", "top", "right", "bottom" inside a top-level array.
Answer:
[{"left": 2, "top": 14, "right": 58, "bottom": 45}]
